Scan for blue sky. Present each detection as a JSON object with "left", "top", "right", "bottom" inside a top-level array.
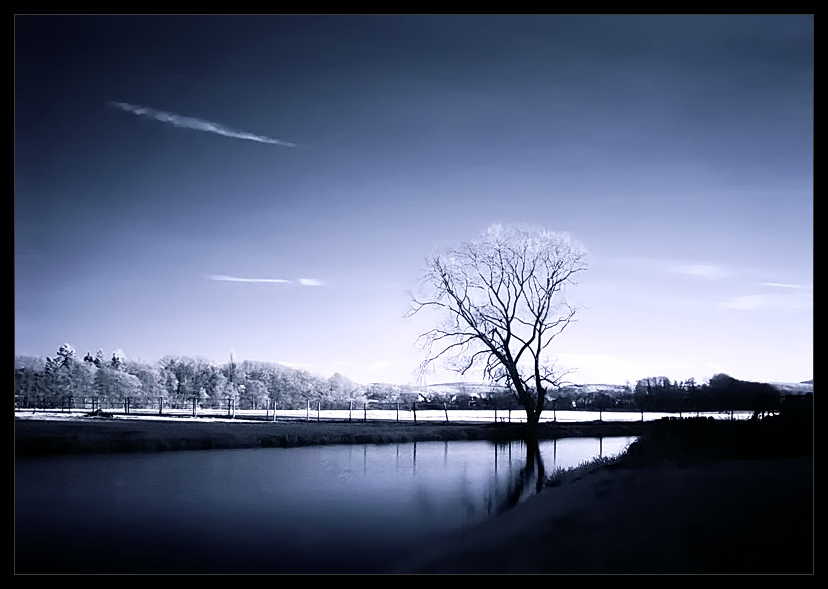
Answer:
[{"left": 15, "top": 15, "right": 813, "bottom": 385}]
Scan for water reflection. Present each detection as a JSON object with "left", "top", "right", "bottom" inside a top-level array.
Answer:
[
  {"left": 493, "top": 438, "right": 546, "bottom": 515},
  {"left": 15, "top": 436, "right": 635, "bottom": 573}
]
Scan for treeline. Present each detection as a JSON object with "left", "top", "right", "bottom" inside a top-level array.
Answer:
[
  {"left": 14, "top": 344, "right": 366, "bottom": 411},
  {"left": 14, "top": 344, "right": 792, "bottom": 416},
  {"left": 557, "top": 375, "right": 784, "bottom": 415},
  {"left": 423, "top": 375, "right": 787, "bottom": 415}
]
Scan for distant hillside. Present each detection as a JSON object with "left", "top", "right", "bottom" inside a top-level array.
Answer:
[
  {"left": 390, "top": 379, "right": 813, "bottom": 400},
  {"left": 562, "top": 383, "right": 630, "bottom": 395},
  {"left": 424, "top": 382, "right": 507, "bottom": 398},
  {"left": 419, "top": 381, "right": 629, "bottom": 398},
  {"left": 770, "top": 381, "right": 814, "bottom": 395}
]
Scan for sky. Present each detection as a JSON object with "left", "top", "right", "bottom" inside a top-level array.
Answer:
[{"left": 14, "top": 15, "right": 813, "bottom": 386}]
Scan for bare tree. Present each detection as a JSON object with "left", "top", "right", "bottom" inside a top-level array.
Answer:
[{"left": 409, "top": 224, "right": 588, "bottom": 427}]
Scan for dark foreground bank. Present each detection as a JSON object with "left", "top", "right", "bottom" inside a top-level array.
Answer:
[
  {"left": 397, "top": 456, "right": 813, "bottom": 574},
  {"left": 398, "top": 415, "right": 814, "bottom": 574},
  {"left": 13, "top": 413, "right": 646, "bottom": 456}
]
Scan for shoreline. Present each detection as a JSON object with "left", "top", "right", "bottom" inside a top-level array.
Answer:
[
  {"left": 14, "top": 412, "right": 647, "bottom": 457},
  {"left": 15, "top": 412, "right": 813, "bottom": 573},
  {"left": 396, "top": 455, "right": 813, "bottom": 574}
]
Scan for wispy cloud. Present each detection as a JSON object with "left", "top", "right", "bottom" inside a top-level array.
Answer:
[
  {"left": 667, "top": 264, "right": 731, "bottom": 280},
  {"left": 719, "top": 290, "right": 812, "bottom": 311},
  {"left": 753, "top": 282, "right": 812, "bottom": 290},
  {"left": 109, "top": 102, "right": 296, "bottom": 147},
  {"left": 208, "top": 275, "right": 292, "bottom": 283},
  {"left": 207, "top": 275, "right": 326, "bottom": 286},
  {"left": 299, "top": 278, "right": 326, "bottom": 287},
  {"left": 719, "top": 295, "right": 770, "bottom": 310}
]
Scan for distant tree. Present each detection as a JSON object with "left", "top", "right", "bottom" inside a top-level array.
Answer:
[
  {"left": 222, "top": 352, "right": 242, "bottom": 406},
  {"left": 14, "top": 356, "right": 46, "bottom": 407},
  {"left": 124, "top": 360, "right": 164, "bottom": 407},
  {"left": 327, "top": 372, "right": 363, "bottom": 406},
  {"left": 708, "top": 373, "right": 738, "bottom": 390},
  {"left": 158, "top": 356, "right": 196, "bottom": 407},
  {"left": 591, "top": 392, "right": 614, "bottom": 419},
  {"left": 93, "top": 365, "right": 141, "bottom": 407},
  {"left": 71, "top": 360, "right": 96, "bottom": 403},
  {"left": 409, "top": 224, "right": 588, "bottom": 428},
  {"left": 56, "top": 343, "right": 76, "bottom": 365},
  {"left": 189, "top": 358, "right": 225, "bottom": 408},
  {"left": 157, "top": 357, "right": 180, "bottom": 406},
  {"left": 240, "top": 379, "right": 268, "bottom": 409},
  {"left": 38, "top": 344, "right": 80, "bottom": 406},
  {"left": 110, "top": 349, "right": 126, "bottom": 371}
]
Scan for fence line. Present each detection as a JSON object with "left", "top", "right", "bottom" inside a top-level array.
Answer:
[{"left": 13, "top": 396, "right": 757, "bottom": 424}]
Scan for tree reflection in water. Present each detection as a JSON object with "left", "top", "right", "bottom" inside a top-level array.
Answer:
[{"left": 493, "top": 437, "right": 546, "bottom": 515}]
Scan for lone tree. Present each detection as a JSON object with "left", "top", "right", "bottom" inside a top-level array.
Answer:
[{"left": 410, "top": 224, "right": 588, "bottom": 427}]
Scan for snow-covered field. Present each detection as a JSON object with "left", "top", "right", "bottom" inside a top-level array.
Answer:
[{"left": 14, "top": 407, "right": 754, "bottom": 424}]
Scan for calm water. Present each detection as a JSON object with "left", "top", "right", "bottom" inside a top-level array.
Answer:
[{"left": 15, "top": 437, "right": 635, "bottom": 573}]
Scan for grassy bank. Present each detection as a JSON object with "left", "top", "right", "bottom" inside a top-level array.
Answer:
[
  {"left": 14, "top": 413, "right": 647, "bottom": 457},
  {"left": 398, "top": 415, "right": 814, "bottom": 574}
]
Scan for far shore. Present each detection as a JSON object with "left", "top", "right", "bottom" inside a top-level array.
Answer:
[{"left": 14, "top": 411, "right": 647, "bottom": 457}]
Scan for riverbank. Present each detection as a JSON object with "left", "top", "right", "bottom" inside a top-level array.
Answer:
[
  {"left": 398, "top": 415, "right": 814, "bottom": 574},
  {"left": 396, "top": 455, "right": 813, "bottom": 573},
  {"left": 13, "top": 412, "right": 646, "bottom": 456},
  {"left": 15, "top": 413, "right": 813, "bottom": 573}
]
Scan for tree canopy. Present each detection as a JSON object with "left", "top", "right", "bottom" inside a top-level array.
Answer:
[{"left": 410, "top": 224, "right": 589, "bottom": 426}]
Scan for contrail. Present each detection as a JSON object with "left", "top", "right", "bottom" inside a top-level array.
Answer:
[
  {"left": 208, "top": 275, "right": 292, "bottom": 283},
  {"left": 207, "top": 275, "right": 326, "bottom": 286},
  {"left": 109, "top": 102, "right": 296, "bottom": 147},
  {"left": 754, "top": 282, "right": 811, "bottom": 290},
  {"left": 299, "top": 278, "right": 326, "bottom": 286}
]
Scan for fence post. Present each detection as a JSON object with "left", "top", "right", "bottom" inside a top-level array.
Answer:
[
  {"left": 508, "top": 408, "right": 511, "bottom": 423},
  {"left": 396, "top": 403, "right": 399, "bottom": 423},
  {"left": 364, "top": 403, "right": 367, "bottom": 422},
  {"left": 272, "top": 399, "right": 277, "bottom": 422},
  {"left": 192, "top": 397, "right": 197, "bottom": 418},
  {"left": 317, "top": 401, "right": 321, "bottom": 422},
  {"left": 413, "top": 402, "right": 417, "bottom": 424},
  {"left": 349, "top": 400, "right": 352, "bottom": 422},
  {"left": 444, "top": 402, "right": 449, "bottom": 423},
  {"left": 494, "top": 401, "right": 497, "bottom": 423},
  {"left": 158, "top": 397, "right": 163, "bottom": 415},
  {"left": 306, "top": 399, "right": 310, "bottom": 421}
]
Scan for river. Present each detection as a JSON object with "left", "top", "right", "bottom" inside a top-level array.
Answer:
[{"left": 15, "top": 436, "right": 634, "bottom": 573}]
